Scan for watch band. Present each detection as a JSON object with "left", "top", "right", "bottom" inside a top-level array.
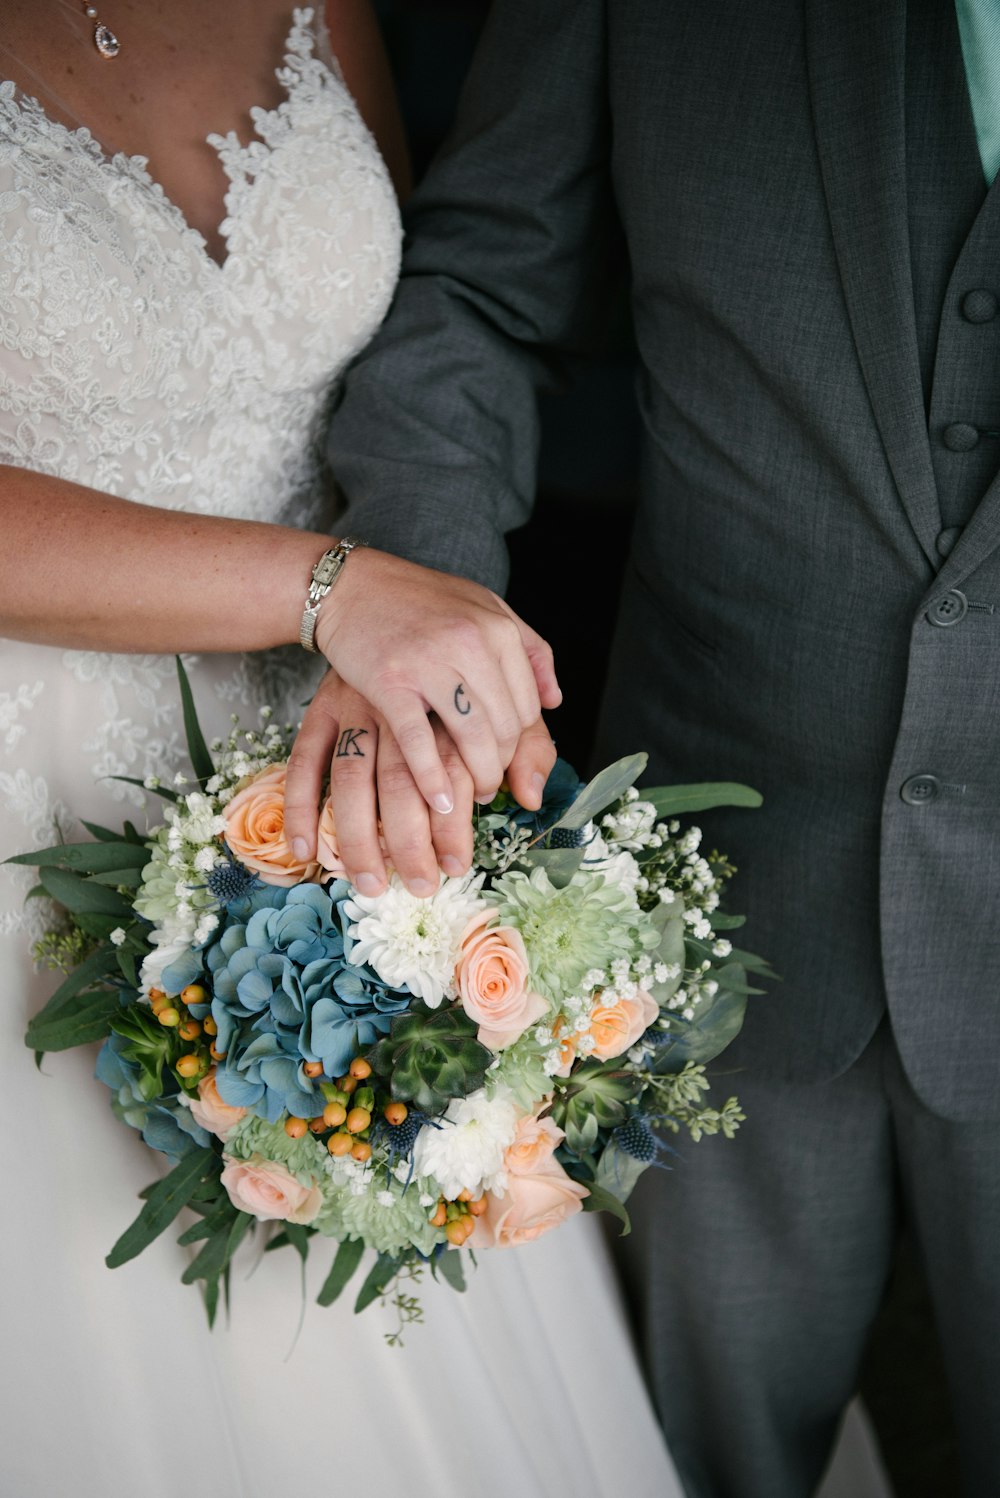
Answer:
[{"left": 299, "top": 537, "right": 366, "bottom": 653}]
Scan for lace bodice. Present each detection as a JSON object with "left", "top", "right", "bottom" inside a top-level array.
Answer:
[{"left": 0, "top": 7, "right": 402, "bottom": 940}]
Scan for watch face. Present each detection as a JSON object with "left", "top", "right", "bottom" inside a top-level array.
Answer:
[{"left": 313, "top": 552, "right": 342, "bottom": 588}]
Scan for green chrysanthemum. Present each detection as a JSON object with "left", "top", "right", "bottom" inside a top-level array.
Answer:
[
  {"left": 335, "top": 1174, "right": 442, "bottom": 1258},
  {"left": 488, "top": 867, "right": 658, "bottom": 1003},
  {"left": 133, "top": 828, "right": 215, "bottom": 926},
  {"left": 226, "top": 1113, "right": 329, "bottom": 1180}
]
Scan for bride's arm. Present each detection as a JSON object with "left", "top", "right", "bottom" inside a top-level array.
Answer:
[{"left": 0, "top": 465, "right": 560, "bottom": 813}]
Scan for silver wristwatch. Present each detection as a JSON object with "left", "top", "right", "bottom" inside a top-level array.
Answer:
[{"left": 299, "top": 537, "right": 366, "bottom": 653}]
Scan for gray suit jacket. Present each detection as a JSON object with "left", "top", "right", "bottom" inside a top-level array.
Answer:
[{"left": 329, "top": 0, "right": 1000, "bottom": 1122}]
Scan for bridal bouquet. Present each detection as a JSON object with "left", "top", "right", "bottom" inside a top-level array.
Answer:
[{"left": 17, "top": 662, "right": 769, "bottom": 1337}]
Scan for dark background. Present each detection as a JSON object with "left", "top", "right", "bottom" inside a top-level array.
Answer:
[{"left": 371, "top": 4, "right": 958, "bottom": 1491}]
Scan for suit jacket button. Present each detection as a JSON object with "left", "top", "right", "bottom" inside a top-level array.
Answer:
[
  {"left": 942, "top": 422, "right": 980, "bottom": 451},
  {"left": 962, "top": 289, "right": 998, "bottom": 323},
  {"left": 926, "top": 589, "right": 968, "bottom": 626},
  {"left": 900, "top": 774, "right": 941, "bottom": 805},
  {"left": 935, "top": 526, "right": 962, "bottom": 557}
]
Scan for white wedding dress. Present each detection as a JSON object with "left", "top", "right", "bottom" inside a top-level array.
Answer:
[{"left": 0, "top": 11, "right": 684, "bottom": 1498}]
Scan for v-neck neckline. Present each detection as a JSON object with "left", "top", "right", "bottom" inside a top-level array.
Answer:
[{"left": 0, "top": 10, "right": 323, "bottom": 274}]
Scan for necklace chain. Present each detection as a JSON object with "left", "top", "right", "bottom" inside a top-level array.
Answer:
[{"left": 80, "top": 3, "right": 121, "bottom": 59}]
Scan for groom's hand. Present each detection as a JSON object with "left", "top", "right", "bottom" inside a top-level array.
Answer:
[
  {"left": 284, "top": 669, "right": 557, "bottom": 896},
  {"left": 313, "top": 547, "right": 561, "bottom": 817}
]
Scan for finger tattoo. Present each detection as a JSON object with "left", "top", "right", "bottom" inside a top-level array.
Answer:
[
  {"left": 336, "top": 727, "right": 369, "bottom": 758},
  {"left": 454, "top": 683, "right": 472, "bottom": 716}
]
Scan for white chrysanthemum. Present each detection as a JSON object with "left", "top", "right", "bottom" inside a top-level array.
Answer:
[
  {"left": 344, "top": 872, "right": 485, "bottom": 1007},
  {"left": 580, "top": 831, "right": 643, "bottom": 897},
  {"left": 138, "top": 914, "right": 197, "bottom": 996},
  {"left": 411, "top": 1087, "right": 519, "bottom": 1199}
]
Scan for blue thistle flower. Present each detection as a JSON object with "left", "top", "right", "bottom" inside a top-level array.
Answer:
[
  {"left": 614, "top": 1115, "right": 658, "bottom": 1162},
  {"left": 206, "top": 858, "right": 261, "bottom": 905}
]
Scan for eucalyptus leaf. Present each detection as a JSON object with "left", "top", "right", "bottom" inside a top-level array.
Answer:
[
  {"left": 521, "top": 847, "right": 585, "bottom": 886},
  {"left": 282, "top": 1222, "right": 313, "bottom": 1262},
  {"left": 547, "top": 754, "right": 648, "bottom": 833},
  {"left": 648, "top": 913, "right": 686, "bottom": 1005},
  {"left": 581, "top": 1176, "right": 634, "bottom": 1234},
  {"left": 111, "top": 776, "right": 180, "bottom": 804},
  {"left": 181, "top": 1211, "right": 253, "bottom": 1285},
  {"left": 106, "top": 1147, "right": 221, "bottom": 1268},
  {"left": 643, "top": 782, "right": 763, "bottom": 817},
  {"left": 89, "top": 867, "right": 144, "bottom": 888},
  {"left": 708, "top": 911, "right": 746, "bottom": 931},
  {"left": 25, "top": 987, "right": 122, "bottom": 1052},
  {"left": 81, "top": 820, "right": 122, "bottom": 843},
  {"left": 204, "top": 1274, "right": 221, "bottom": 1329},
  {"left": 433, "top": 1248, "right": 467, "bottom": 1294},
  {"left": 594, "top": 1142, "right": 651, "bottom": 1206},
  {"left": 176, "top": 656, "right": 216, "bottom": 786},
  {"left": 317, "top": 1236, "right": 365, "bottom": 1307},
  {"left": 24, "top": 945, "right": 118, "bottom": 1029},
  {"left": 5, "top": 840, "right": 149, "bottom": 872},
  {"left": 652, "top": 987, "right": 749, "bottom": 1074},
  {"left": 38, "top": 865, "right": 132, "bottom": 918},
  {"left": 354, "top": 1252, "right": 399, "bottom": 1314}
]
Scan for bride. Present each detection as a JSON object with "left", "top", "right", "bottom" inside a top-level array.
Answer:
[{"left": 0, "top": 3, "right": 684, "bottom": 1496}]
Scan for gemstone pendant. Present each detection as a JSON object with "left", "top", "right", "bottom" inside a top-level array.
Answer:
[{"left": 93, "top": 23, "right": 121, "bottom": 59}]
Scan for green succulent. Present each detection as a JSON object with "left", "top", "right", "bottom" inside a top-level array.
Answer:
[
  {"left": 367, "top": 1003, "right": 492, "bottom": 1115},
  {"left": 551, "top": 1061, "right": 644, "bottom": 1154}
]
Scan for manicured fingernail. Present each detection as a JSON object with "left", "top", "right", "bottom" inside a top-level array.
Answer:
[
  {"left": 432, "top": 793, "right": 454, "bottom": 815},
  {"left": 355, "top": 872, "right": 383, "bottom": 897},
  {"left": 440, "top": 856, "right": 464, "bottom": 878},
  {"left": 474, "top": 794, "right": 494, "bottom": 806},
  {"left": 292, "top": 838, "right": 310, "bottom": 860},
  {"left": 408, "top": 878, "right": 436, "bottom": 898}
]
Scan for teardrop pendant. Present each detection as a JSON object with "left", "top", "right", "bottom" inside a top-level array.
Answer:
[
  {"left": 94, "top": 24, "right": 121, "bottom": 59},
  {"left": 81, "top": 5, "right": 121, "bottom": 59}
]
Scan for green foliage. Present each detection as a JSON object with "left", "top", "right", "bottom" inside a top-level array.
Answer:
[
  {"left": 317, "top": 1236, "right": 365, "bottom": 1307},
  {"left": 106, "top": 1146, "right": 222, "bottom": 1268},
  {"left": 546, "top": 754, "right": 648, "bottom": 834},
  {"left": 431, "top": 1248, "right": 466, "bottom": 1293},
  {"left": 175, "top": 656, "right": 216, "bottom": 786},
  {"left": 354, "top": 1252, "right": 401, "bottom": 1314},
  {"left": 652, "top": 987, "right": 750, "bottom": 1073},
  {"left": 367, "top": 1003, "right": 492, "bottom": 1114},
  {"left": 643, "top": 782, "right": 763, "bottom": 816},
  {"left": 25, "top": 987, "right": 123, "bottom": 1053},
  {"left": 108, "top": 1005, "right": 178, "bottom": 1101}
]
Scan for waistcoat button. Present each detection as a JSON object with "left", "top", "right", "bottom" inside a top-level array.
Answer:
[
  {"left": 926, "top": 589, "right": 969, "bottom": 627},
  {"left": 962, "top": 288, "right": 998, "bottom": 323},
  {"left": 942, "top": 422, "right": 980, "bottom": 452},
  {"left": 900, "top": 774, "right": 941, "bottom": 805}
]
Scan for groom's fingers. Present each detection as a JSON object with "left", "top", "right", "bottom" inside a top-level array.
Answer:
[
  {"left": 326, "top": 703, "right": 386, "bottom": 895},
  {"left": 284, "top": 671, "right": 343, "bottom": 861}
]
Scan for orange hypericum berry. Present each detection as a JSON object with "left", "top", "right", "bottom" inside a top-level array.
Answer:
[
  {"left": 178, "top": 1020, "right": 202, "bottom": 1042},
  {"left": 157, "top": 1007, "right": 181, "bottom": 1028},
  {"left": 336, "top": 1074, "right": 358, "bottom": 1095},
  {"left": 445, "top": 1219, "right": 468, "bottom": 1246},
  {"left": 302, "top": 1061, "right": 324, "bottom": 1078},
  {"left": 350, "top": 1141, "right": 373, "bottom": 1163},
  {"left": 348, "top": 1057, "right": 372, "bottom": 1080},
  {"left": 323, "top": 1101, "right": 347, "bottom": 1128},
  {"left": 467, "top": 1195, "right": 488, "bottom": 1217},
  {"left": 202, "top": 1016, "right": 219, "bottom": 1037},
  {"left": 284, "top": 1117, "right": 308, "bottom": 1139},
  {"left": 176, "top": 1054, "right": 202, "bottom": 1079},
  {"left": 209, "top": 1042, "right": 226, "bottom": 1061},
  {"left": 346, "top": 1107, "right": 371, "bottom": 1134},
  {"left": 327, "top": 1132, "right": 353, "bottom": 1157},
  {"left": 456, "top": 1188, "right": 472, "bottom": 1202},
  {"left": 309, "top": 1117, "right": 328, "bottom": 1134},
  {"left": 383, "top": 1101, "right": 408, "bottom": 1126},
  {"left": 430, "top": 1202, "right": 448, "bottom": 1229},
  {"left": 181, "top": 984, "right": 207, "bottom": 1005}
]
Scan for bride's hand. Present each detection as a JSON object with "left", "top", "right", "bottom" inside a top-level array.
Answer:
[
  {"left": 313, "top": 548, "right": 561, "bottom": 816},
  {"left": 284, "top": 669, "right": 558, "bottom": 896}
]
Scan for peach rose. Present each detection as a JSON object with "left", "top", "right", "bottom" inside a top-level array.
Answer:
[
  {"left": 505, "top": 1112, "right": 567, "bottom": 1176},
  {"left": 472, "top": 1150, "right": 588, "bottom": 1248},
  {"left": 219, "top": 1154, "right": 323, "bottom": 1225},
  {"left": 455, "top": 909, "right": 548, "bottom": 1050},
  {"left": 550, "top": 1018, "right": 577, "bottom": 1078},
  {"left": 223, "top": 763, "right": 322, "bottom": 886},
  {"left": 585, "top": 989, "right": 660, "bottom": 1062},
  {"left": 188, "top": 1069, "right": 247, "bottom": 1140}
]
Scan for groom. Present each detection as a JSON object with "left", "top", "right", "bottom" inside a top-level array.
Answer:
[{"left": 327, "top": 1, "right": 1000, "bottom": 1492}]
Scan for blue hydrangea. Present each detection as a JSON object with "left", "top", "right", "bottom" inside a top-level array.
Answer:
[
  {"left": 196, "top": 882, "right": 410, "bottom": 1122},
  {"left": 95, "top": 1034, "right": 212, "bottom": 1161}
]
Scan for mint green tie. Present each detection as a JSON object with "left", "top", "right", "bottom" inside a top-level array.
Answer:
[{"left": 955, "top": 0, "right": 1000, "bottom": 183}]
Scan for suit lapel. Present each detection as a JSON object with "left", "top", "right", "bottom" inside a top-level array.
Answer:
[{"left": 806, "top": 0, "right": 941, "bottom": 567}]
